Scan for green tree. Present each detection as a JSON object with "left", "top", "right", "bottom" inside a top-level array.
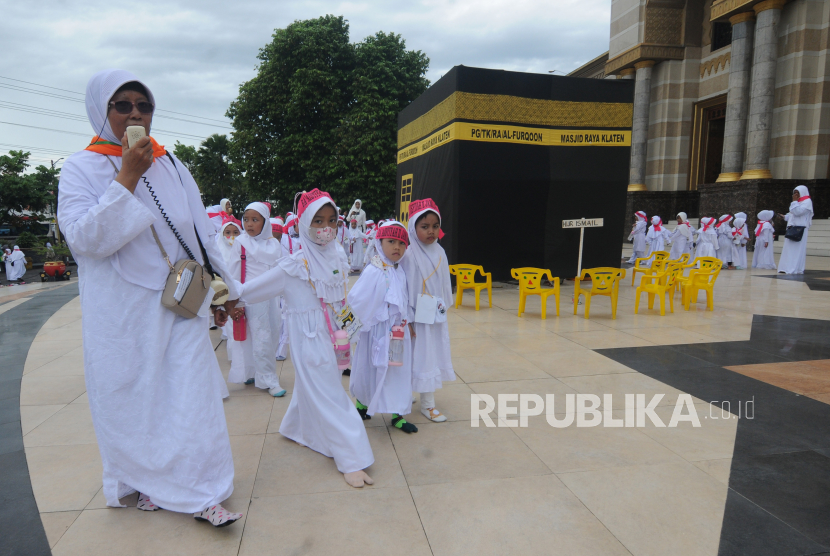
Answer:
[
  {"left": 172, "top": 141, "right": 197, "bottom": 172},
  {"left": 228, "top": 15, "right": 429, "bottom": 217},
  {"left": 0, "top": 150, "right": 58, "bottom": 228},
  {"left": 175, "top": 136, "right": 250, "bottom": 213}
]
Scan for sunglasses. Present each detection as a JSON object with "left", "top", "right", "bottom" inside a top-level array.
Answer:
[{"left": 108, "top": 101, "right": 155, "bottom": 115}]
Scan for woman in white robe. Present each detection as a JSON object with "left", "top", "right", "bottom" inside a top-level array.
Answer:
[
  {"left": 206, "top": 198, "right": 232, "bottom": 233},
  {"left": 347, "top": 199, "right": 367, "bottom": 231},
  {"left": 6, "top": 246, "right": 26, "bottom": 281},
  {"left": 625, "top": 211, "right": 647, "bottom": 263},
  {"left": 349, "top": 222, "right": 416, "bottom": 433},
  {"left": 400, "top": 199, "right": 455, "bottom": 422},
  {"left": 2, "top": 248, "right": 10, "bottom": 278},
  {"left": 57, "top": 69, "right": 241, "bottom": 526},
  {"left": 237, "top": 189, "right": 375, "bottom": 488},
  {"left": 715, "top": 215, "right": 733, "bottom": 267},
  {"left": 731, "top": 213, "right": 749, "bottom": 269},
  {"left": 777, "top": 185, "right": 814, "bottom": 274},
  {"left": 752, "top": 210, "right": 777, "bottom": 270},
  {"left": 669, "top": 212, "right": 694, "bottom": 260},
  {"left": 227, "top": 202, "right": 284, "bottom": 396},
  {"left": 694, "top": 217, "right": 718, "bottom": 259}
]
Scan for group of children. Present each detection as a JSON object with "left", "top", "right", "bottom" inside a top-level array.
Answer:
[
  {"left": 627, "top": 210, "right": 777, "bottom": 270},
  {"left": 207, "top": 191, "right": 455, "bottom": 488}
]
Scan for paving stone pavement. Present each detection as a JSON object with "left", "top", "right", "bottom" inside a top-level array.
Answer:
[{"left": 7, "top": 253, "right": 830, "bottom": 555}]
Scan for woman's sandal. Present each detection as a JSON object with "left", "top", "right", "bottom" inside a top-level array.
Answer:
[
  {"left": 136, "top": 492, "right": 160, "bottom": 511},
  {"left": 391, "top": 415, "right": 418, "bottom": 433},
  {"left": 193, "top": 505, "right": 243, "bottom": 527},
  {"left": 421, "top": 407, "right": 448, "bottom": 422}
]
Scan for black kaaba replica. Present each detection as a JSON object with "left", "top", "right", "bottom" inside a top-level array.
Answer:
[{"left": 396, "top": 66, "right": 635, "bottom": 281}]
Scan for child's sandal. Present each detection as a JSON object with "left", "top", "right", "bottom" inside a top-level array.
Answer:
[
  {"left": 391, "top": 415, "right": 418, "bottom": 433},
  {"left": 194, "top": 504, "right": 242, "bottom": 527},
  {"left": 355, "top": 399, "right": 371, "bottom": 420},
  {"left": 137, "top": 492, "right": 160, "bottom": 511}
]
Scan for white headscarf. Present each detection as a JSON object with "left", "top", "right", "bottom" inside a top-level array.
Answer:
[
  {"left": 699, "top": 217, "right": 718, "bottom": 236},
  {"left": 85, "top": 69, "right": 155, "bottom": 143},
  {"left": 675, "top": 212, "right": 692, "bottom": 239},
  {"left": 650, "top": 216, "right": 663, "bottom": 231},
  {"left": 755, "top": 210, "right": 774, "bottom": 237},
  {"left": 792, "top": 185, "right": 814, "bottom": 215},
  {"left": 219, "top": 220, "right": 242, "bottom": 246},
  {"left": 281, "top": 191, "right": 349, "bottom": 303},
  {"left": 717, "top": 214, "right": 732, "bottom": 231},
  {"left": 401, "top": 203, "right": 452, "bottom": 307},
  {"left": 238, "top": 202, "right": 281, "bottom": 263},
  {"left": 220, "top": 198, "right": 231, "bottom": 213}
]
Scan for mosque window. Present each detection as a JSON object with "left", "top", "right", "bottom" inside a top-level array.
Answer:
[{"left": 711, "top": 22, "right": 732, "bottom": 51}]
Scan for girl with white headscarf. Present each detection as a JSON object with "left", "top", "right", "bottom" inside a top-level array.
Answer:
[
  {"left": 645, "top": 216, "right": 671, "bottom": 262},
  {"left": 731, "top": 212, "right": 749, "bottom": 269},
  {"left": 227, "top": 202, "right": 284, "bottom": 395},
  {"left": 347, "top": 219, "right": 366, "bottom": 271},
  {"left": 694, "top": 218, "right": 718, "bottom": 259},
  {"left": 752, "top": 210, "right": 777, "bottom": 270},
  {"left": 715, "top": 215, "right": 733, "bottom": 267},
  {"left": 206, "top": 198, "right": 232, "bottom": 233},
  {"left": 348, "top": 222, "right": 417, "bottom": 433},
  {"left": 280, "top": 212, "right": 302, "bottom": 255},
  {"left": 215, "top": 216, "right": 243, "bottom": 348},
  {"left": 625, "top": 211, "right": 647, "bottom": 263},
  {"left": 237, "top": 189, "right": 374, "bottom": 488},
  {"left": 777, "top": 185, "right": 814, "bottom": 274},
  {"left": 57, "top": 69, "right": 242, "bottom": 526},
  {"left": 400, "top": 199, "right": 455, "bottom": 422},
  {"left": 6, "top": 246, "right": 26, "bottom": 281},
  {"left": 668, "top": 212, "right": 694, "bottom": 260},
  {"left": 347, "top": 199, "right": 367, "bottom": 231}
]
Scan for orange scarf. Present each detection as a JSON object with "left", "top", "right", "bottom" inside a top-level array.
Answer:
[{"left": 85, "top": 135, "right": 167, "bottom": 158}]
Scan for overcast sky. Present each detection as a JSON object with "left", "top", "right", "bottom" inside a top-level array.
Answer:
[{"left": 0, "top": 0, "right": 611, "bottom": 169}]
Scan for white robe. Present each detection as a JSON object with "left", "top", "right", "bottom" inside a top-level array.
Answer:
[
  {"left": 752, "top": 225, "right": 777, "bottom": 269},
  {"left": 668, "top": 224, "right": 693, "bottom": 260},
  {"left": 347, "top": 228, "right": 366, "bottom": 270},
  {"left": 694, "top": 228, "right": 718, "bottom": 259},
  {"left": 280, "top": 233, "right": 301, "bottom": 256},
  {"left": 778, "top": 202, "right": 813, "bottom": 274},
  {"left": 716, "top": 223, "right": 733, "bottom": 265},
  {"left": 731, "top": 225, "right": 749, "bottom": 269},
  {"left": 239, "top": 255, "right": 374, "bottom": 474},
  {"left": 348, "top": 258, "right": 412, "bottom": 416},
  {"left": 58, "top": 150, "right": 237, "bottom": 513},
  {"left": 645, "top": 226, "right": 671, "bottom": 263},
  {"left": 6, "top": 250, "right": 25, "bottom": 280},
  {"left": 227, "top": 234, "right": 282, "bottom": 389}
]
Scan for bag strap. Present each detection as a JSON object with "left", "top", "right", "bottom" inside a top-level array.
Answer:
[
  {"left": 240, "top": 245, "right": 247, "bottom": 284},
  {"left": 165, "top": 153, "right": 216, "bottom": 277},
  {"left": 149, "top": 225, "right": 175, "bottom": 272}
]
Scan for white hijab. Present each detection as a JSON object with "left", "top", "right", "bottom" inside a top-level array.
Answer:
[
  {"left": 348, "top": 200, "right": 367, "bottom": 230},
  {"left": 281, "top": 193, "right": 349, "bottom": 303},
  {"left": 220, "top": 198, "right": 231, "bottom": 213},
  {"left": 717, "top": 214, "right": 732, "bottom": 232},
  {"left": 792, "top": 185, "right": 814, "bottom": 216},
  {"left": 756, "top": 210, "right": 774, "bottom": 236},
  {"left": 237, "top": 202, "right": 281, "bottom": 264},
  {"left": 699, "top": 217, "right": 718, "bottom": 236},
  {"left": 85, "top": 69, "right": 155, "bottom": 143},
  {"left": 216, "top": 220, "right": 242, "bottom": 264},
  {"left": 675, "top": 212, "right": 692, "bottom": 239},
  {"left": 401, "top": 207, "right": 452, "bottom": 306},
  {"left": 349, "top": 221, "right": 409, "bottom": 329}
]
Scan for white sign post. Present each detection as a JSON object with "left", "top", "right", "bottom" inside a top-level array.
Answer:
[{"left": 562, "top": 218, "right": 604, "bottom": 276}]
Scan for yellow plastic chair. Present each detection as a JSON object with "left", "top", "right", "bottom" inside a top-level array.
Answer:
[
  {"left": 631, "top": 251, "right": 669, "bottom": 286},
  {"left": 511, "top": 267, "right": 560, "bottom": 319},
  {"left": 678, "top": 259, "right": 723, "bottom": 311},
  {"left": 670, "top": 253, "right": 691, "bottom": 265},
  {"left": 677, "top": 257, "right": 722, "bottom": 305},
  {"left": 574, "top": 267, "right": 626, "bottom": 319},
  {"left": 449, "top": 264, "right": 492, "bottom": 310},
  {"left": 635, "top": 262, "right": 684, "bottom": 315}
]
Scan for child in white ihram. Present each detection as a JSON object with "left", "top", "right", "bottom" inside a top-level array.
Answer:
[
  {"left": 625, "top": 211, "right": 647, "bottom": 263},
  {"left": 347, "top": 219, "right": 366, "bottom": 272},
  {"left": 752, "top": 210, "right": 777, "bottom": 269},
  {"left": 236, "top": 189, "right": 375, "bottom": 488},
  {"left": 694, "top": 217, "right": 718, "bottom": 259},
  {"left": 227, "top": 202, "right": 285, "bottom": 397},
  {"left": 349, "top": 221, "right": 418, "bottom": 433},
  {"left": 668, "top": 212, "right": 694, "bottom": 260},
  {"left": 400, "top": 199, "right": 455, "bottom": 422},
  {"left": 644, "top": 216, "right": 671, "bottom": 264},
  {"left": 215, "top": 215, "right": 242, "bottom": 348},
  {"left": 731, "top": 212, "right": 749, "bottom": 269}
]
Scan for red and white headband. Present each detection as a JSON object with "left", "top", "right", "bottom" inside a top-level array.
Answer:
[{"left": 375, "top": 221, "right": 409, "bottom": 246}]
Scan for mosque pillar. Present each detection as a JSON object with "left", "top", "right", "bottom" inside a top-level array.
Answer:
[
  {"left": 741, "top": 0, "right": 786, "bottom": 180},
  {"left": 619, "top": 68, "right": 636, "bottom": 80},
  {"left": 716, "top": 12, "right": 755, "bottom": 182},
  {"left": 628, "top": 60, "right": 655, "bottom": 192}
]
